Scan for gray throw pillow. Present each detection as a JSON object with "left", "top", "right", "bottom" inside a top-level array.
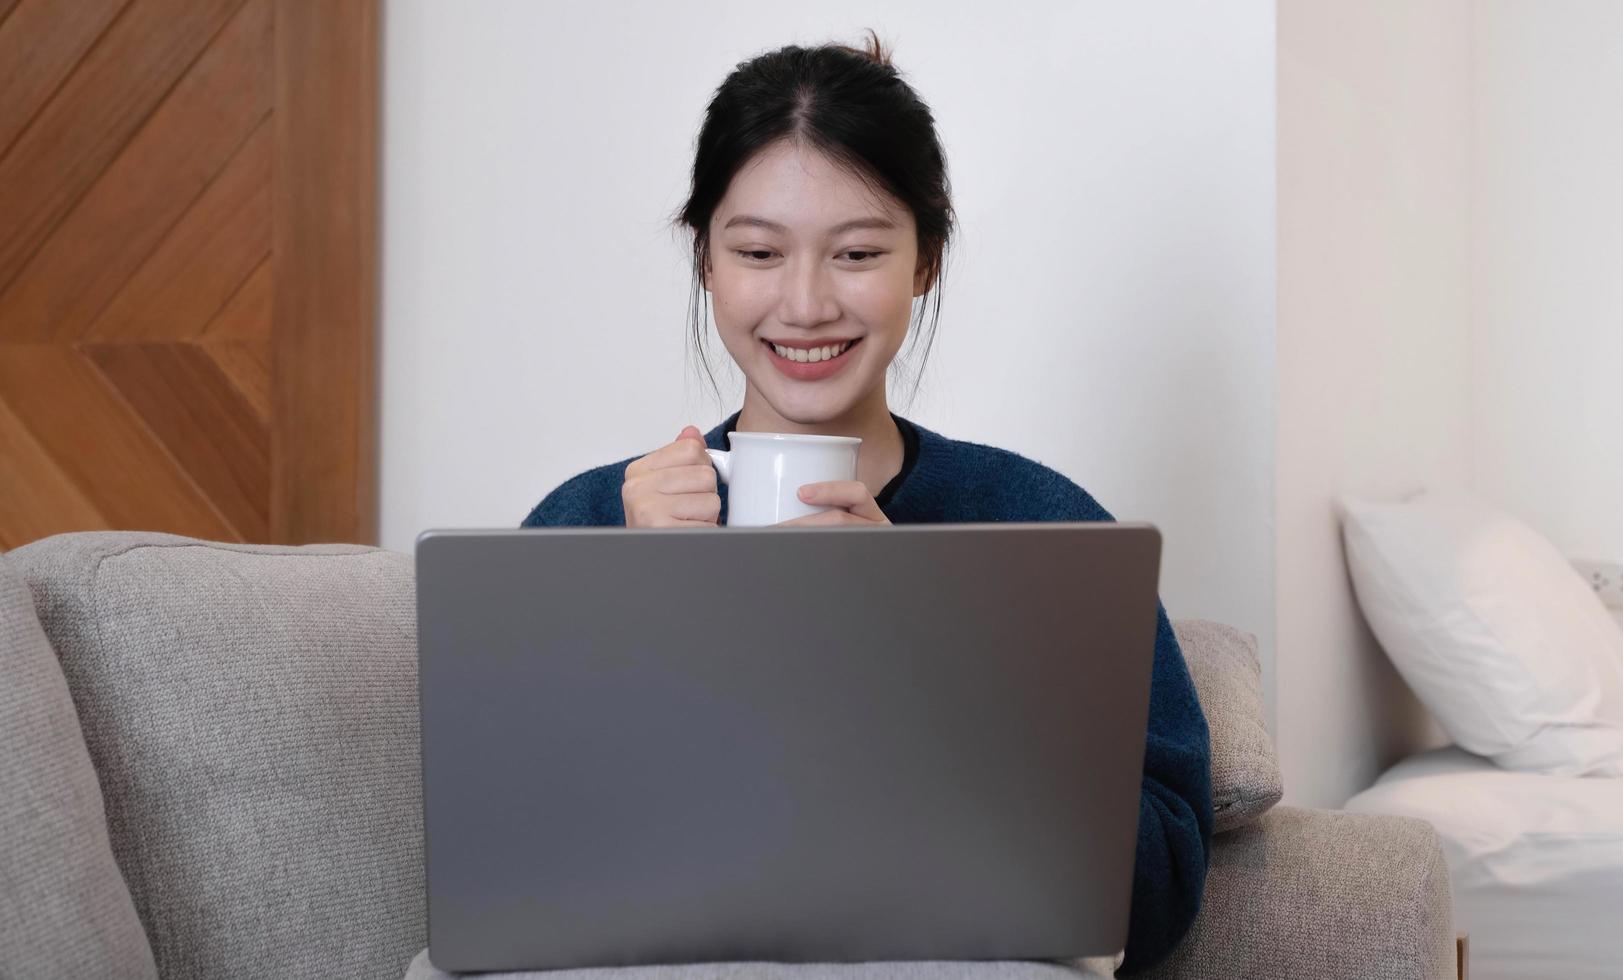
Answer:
[
  {"left": 1171, "top": 619, "right": 1282, "bottom": 833},
  {"left": 6, "top": 531, "right": 423, "bottom": 980},
  {"left": 0, "top": 552, "right": 158, "bottom": 979}
]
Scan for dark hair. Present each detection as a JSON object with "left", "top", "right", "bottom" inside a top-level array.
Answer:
[{"left": 671, "top": 29, "right": 956, "bottom": 412}]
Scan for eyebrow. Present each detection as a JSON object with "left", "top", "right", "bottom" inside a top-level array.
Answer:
[{"left": 721, "top": 215, "right": 898, "bottom": 235}]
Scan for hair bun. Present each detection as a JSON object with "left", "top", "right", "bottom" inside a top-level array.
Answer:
[{"left": 835, "top": 28, "right": 893, "bottom": 68}]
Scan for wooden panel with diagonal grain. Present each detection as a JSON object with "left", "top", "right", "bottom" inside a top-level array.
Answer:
[
  {"left": 202, "top": 255, "right": 271, "bottom": 344},
  {"left": 86, "top": 115, "right": 272, "bottom": 343},
  {"left": 0, "top": 0, "right": 245, "bottom": 298},
  {"left": 198, "top": 255, "right": 273, "bottom": 425},
  {"left": 0, "top": 0, "right": 130, "bottom": 157},
  {"left": 0, "top": 0, "right": 377, "bottom": 549},
  {"left": 0, "top": 396, "right": 111, "bottom": 551},
  {"left": 82, "top": 340, "right": 268, "bottom": 540},
  {"left": 0, "top": 0, "right": 270, "bottom": 342},
  {"left": 0, "top": 345, "right": 236, "bottom": 539}
]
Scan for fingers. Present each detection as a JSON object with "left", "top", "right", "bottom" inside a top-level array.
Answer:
[
  {"left": 794, "top": 481, "right": 887, "bottom": 523},
  {"left": 665, "top": 491, "right": 722, "bottom": 523},
  {"left": 620, "top": 424, "right": 721, "bottom": 528},
  {"left": 774, "top": 481, "right": 889, "bottom": 526},
  {"left": 624, "top": 488, "right": 720, "bottom": 526},
  {"left": 776, "top": 508, "right": 866, "bottom": 527},
  {"left": 647, "top": 463, "right": 717, "bottom": 495},
  {"left": 622, "top": 464, "right": 715, "bottom": 506},
  {"left": 622, "top": 466, "right": 719, "bottom": 523},
  {"left": 625, "top": 426, "right": 711, "bottom": 477}
]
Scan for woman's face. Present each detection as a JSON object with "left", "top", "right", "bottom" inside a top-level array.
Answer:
[{"left": 705, "top": 140, "right": 930, "bottom": 424}]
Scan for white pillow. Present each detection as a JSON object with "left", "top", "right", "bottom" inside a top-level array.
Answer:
[{"left": 1338, "top": 488, "right": 1623, "bottom": 776}]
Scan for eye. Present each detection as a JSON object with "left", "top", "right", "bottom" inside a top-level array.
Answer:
[{"left": 731, "top": 249, "right": 884, "bottom": 263}]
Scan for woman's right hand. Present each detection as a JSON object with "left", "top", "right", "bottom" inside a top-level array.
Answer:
[{"left": 621, "top": 425, "right": 721, "bottom": 528}]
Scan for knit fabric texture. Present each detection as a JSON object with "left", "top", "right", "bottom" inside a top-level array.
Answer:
[
  {"left": 5, "top": 533, "right": 425, "bottom": 980},
  {"left": 520, "top": 411, "right": 1214, "bottom": 975},
  {"left": 0, "top": 553, "right": 158, "bottom": 980}
]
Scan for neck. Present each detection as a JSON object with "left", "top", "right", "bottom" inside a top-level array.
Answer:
[{"left": 735, "top": 383, "right": 905, "bottom": 500}]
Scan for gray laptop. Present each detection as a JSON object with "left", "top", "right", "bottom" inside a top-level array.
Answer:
[{"left": 416, "top": 522, "right": 1162, "bottom": 972}]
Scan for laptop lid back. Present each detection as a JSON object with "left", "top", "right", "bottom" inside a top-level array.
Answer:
[{"left": 417, "top": 522, "right": 1161, "bottom": 971}]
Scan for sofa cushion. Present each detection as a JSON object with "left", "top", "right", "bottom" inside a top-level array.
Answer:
[
  {"left": 0, "top": 552, "right": 158, "bottom": 980},
  {"left": 402, "top": 948, "right": 1120, "bottom": 979},
  {"left": 1137, "top": 806, "right": 1454, "bottom": 980},
  {"left": 5, "top": 531, "right": 422, "bottom": 980},
  {"left": 1171, "top": 620, "right": 1280, "bottom": 834}
]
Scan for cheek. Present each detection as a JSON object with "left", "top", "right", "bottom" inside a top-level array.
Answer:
[
  {"left": 853, "top": 269, "right": 918, "bottom": 322},
  {"left": 709, "top": 272, "right": 769, "bottom": 326}
]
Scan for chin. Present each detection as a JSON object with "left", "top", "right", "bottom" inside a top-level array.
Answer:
[
  {"left": 755, "top": 380, "right": 865, "bottom": 426},
  {"left": 765, "top": 396, "right": 851, "bottom": 426}
]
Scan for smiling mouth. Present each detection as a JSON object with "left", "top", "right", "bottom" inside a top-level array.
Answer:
[{"left": 762, "top": 338, "right": 861, "bottom": 363}]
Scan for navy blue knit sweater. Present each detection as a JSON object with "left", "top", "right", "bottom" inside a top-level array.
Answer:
[{"left": 521, "top": 411, "right": 1213, "bottom": 974}]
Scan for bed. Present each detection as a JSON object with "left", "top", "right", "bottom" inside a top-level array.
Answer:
[{"left": 1346, "top": 746, "right": 1623, "bottom": 980}]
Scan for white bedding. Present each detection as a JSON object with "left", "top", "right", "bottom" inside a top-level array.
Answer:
[{"left": 1346, "top": 747, "right": 1623, "bottom": 980}]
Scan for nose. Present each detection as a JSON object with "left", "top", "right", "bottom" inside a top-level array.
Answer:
[{"left": 776, "top": 254, "right": 841, "bottom": 330}]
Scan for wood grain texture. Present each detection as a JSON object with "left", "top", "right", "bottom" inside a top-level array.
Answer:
[
  {"left": 86, "top": 115, "right": 272, "bottom": 342},
  {"left": 0, "top": 0, "right": 244, "bottom": 298},
  {"left": 0, "top": 0, "right": 129, "bottom": 157},
  {"left": 0, "top": 0, "right": 378, "bottom": 549},
  {"left": 0, "top": 394, "right": 110, "bottom": 550},
  {"left": 0, "top": 345, "right": 236, "bottom": 539},
  {"left": 83, "top": 340, "right": 269, "bottom": 539},
  {"left": 0, "top": 0, "right": 270, "bottom": 342},
  {"left": 199, "top": 337, "right": 271, "bottom": 426},
  {"left": 198, "top": 255, "right": 273, "bottom": 425},
  {"left": 201, "top": 255, "right": 271, "bottom": 343},
  {"left": 272, "top": 0, "right": 379, "bottom": 545}
]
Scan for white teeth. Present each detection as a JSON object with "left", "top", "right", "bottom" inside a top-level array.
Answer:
[{"left": 771, "top": 340, "right": 852, "bottom": 363}]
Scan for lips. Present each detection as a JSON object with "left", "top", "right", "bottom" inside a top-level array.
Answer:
[{"left": 761, "top": 337, "right": 862, "bottom": 381}]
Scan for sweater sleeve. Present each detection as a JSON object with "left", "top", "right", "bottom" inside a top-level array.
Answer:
[
  {"left": 519, "top": 465, "right": 628, "bottom": 527},
  {"left": 1117, "top": 601, "right": 1213, "bottom": 975},
  {"left": 1027, "top": 468, "right": 1213, "bottom": 974}
]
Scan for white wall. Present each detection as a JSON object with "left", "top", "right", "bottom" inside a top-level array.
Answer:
[
  {"left": 381, "top": 4, "right": 1277, "bottom": 666},
  {"left": 1276, "top": 0, "right": 1469, "bottom": 807},
  {"left": 1471, "top": 0, "right": 1623, "bottom": 562}
]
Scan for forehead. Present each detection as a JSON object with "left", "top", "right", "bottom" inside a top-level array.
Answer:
[{"left": 714, "top": 141, "right": 910, "bottom": 234}]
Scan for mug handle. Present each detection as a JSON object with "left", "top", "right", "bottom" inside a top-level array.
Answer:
[{"left": 705, "top": 448, "right": 731, "bottom": 485}]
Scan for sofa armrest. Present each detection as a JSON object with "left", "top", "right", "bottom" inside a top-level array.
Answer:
[{"left": 1141, "top": 805, "right": 1454, "bottom": 980}]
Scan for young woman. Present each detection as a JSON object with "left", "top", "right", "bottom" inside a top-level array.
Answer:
[{"left": 521, "top": 33, "right": 1212, "bottom": 975}]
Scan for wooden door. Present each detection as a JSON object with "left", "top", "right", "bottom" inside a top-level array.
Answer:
[{"left": 0, "top": 0, "right": 378, "bottom": 548}]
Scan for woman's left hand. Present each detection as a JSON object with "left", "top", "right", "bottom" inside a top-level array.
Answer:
[{"left": 775, "top": 481, "right": 892, "bottom": 526}]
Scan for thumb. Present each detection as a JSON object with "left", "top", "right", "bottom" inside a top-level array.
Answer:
[{"left": 677, "top": 425, "right": 704, "bottom": 443}]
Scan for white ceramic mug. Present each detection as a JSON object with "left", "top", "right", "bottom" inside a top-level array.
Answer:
[{"left": 706, "top": 432, "right": 862, "bottom": 527}]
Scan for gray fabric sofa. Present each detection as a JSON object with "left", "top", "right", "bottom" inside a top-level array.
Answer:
[{"left": 0, "top": 531, "right": 1457, "bottom": 980}]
